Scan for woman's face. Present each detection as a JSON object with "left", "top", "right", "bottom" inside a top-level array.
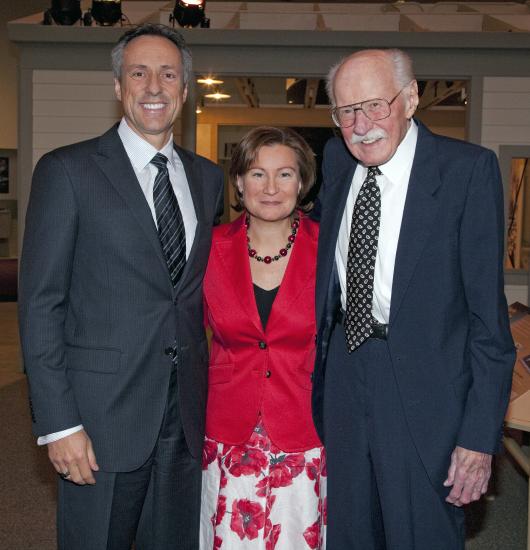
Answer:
[{"left": 238, "top": 144, "right": 302, "bottom": 223}]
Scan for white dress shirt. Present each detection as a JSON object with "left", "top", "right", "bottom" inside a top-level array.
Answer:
[
  {"left": 335, "top": 121, "right": 418, "bottom": 324},
  {"left": 38, "top": 118, "right": 197, "bottom": 446}
]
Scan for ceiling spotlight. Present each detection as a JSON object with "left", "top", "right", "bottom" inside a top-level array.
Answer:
[
  {"left": 89, "top": 0, "right": 123, "bottom": 26},
  {"left": 204, "top": 91, "right": 231, "bottom": 100},
  {"left": 197, "top": 77, "right": 224, "bottom": 86},
  {"left": 170, "top": 0, "right": 209, "bottom": 28},
  {"left": 43, "top": 0, "right": 82, "bottom": 25}
]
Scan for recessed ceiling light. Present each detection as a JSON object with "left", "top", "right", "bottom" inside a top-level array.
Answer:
[
  {"left": 204, "top": 91, "right": 231, "bottom": 100},
  {"left": 197, "top": 77, "right": 224, "bottom": 86}
]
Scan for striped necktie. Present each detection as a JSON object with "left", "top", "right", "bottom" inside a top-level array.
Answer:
[
  {"left": 151, "top": 152, "right": 186, "bottom": 287},
  {"left": 345, "top": 166, "right": 381, "bottom": 352}
]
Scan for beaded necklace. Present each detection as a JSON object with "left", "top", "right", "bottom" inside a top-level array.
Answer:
[{"left": 246, "top": 215, "right": 299, "bottom": 264}]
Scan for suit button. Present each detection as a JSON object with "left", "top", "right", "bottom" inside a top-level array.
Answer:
[
  {"left": 258, "top": 341, "right": 267, "bottom": 349},
  {"left": 164, "top": 347, "right": 174, "bottom": 357},
  {"left": 265, "top": 370, "right": 271, "bottom": 378}
]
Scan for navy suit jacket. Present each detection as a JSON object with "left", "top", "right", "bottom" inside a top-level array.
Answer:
[
  {"left": 312, "top": 121, "right": 515, "bottom": 491},
  {"left": 19, "top": 125, "right": 224, "bottom": 471}
]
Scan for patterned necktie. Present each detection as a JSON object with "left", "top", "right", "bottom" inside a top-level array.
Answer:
[
  {"left": 151, "top": 153, "right": 186, "bottom": 287},
  {"left": 345, "top": 166, "right": 381, "bottom": 353}
]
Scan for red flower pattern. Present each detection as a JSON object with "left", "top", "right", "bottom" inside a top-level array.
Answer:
[
  {"left": 255, "top": 476, "right": 269, "bottom": 498},
  {"left": 250, "top": 422, "right": 271, "bottom": 452},
  {"left": 268, "top": 452, "right": 305, "bottom": 488},
  {"left": 202, "top": 419, "right": 326, "bottom": 549},
  {"left": 306, "top": 456, "right": 327, "bottom": 496},
  {"left": 225, "top": 447, "right": 268, "bottom": 477},
  {"left": 305, "top": 457, "right": 320, "bottom": 481},
  {"left": 230, "top": 499, "right": 265, "bottom": 540},
  {"left": 303, "top": 521, "right": 320, "bottom": 549},
  {"left": 266, "top": 524, "right": 281, "bottom": 550},
  {"left": 203, "top": 439, "right": 218, "bottom": 470},
  {"left": 215, "top": 495, "right": 227, "bottom": 526}
]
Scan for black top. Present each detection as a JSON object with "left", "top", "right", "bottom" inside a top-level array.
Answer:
[{"left": 253, "top": 284, "right": 280, "bottom": 330}]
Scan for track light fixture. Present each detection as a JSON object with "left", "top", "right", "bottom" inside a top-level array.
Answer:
[
  {"left": 89, "top": 0, "right": 123, "bottom": 26},
  {"left": 170, "top": 0, "right": 209, "bottom": 29},
  {"left": 43, "top": 0, "right": 82, "bottom": 25}
]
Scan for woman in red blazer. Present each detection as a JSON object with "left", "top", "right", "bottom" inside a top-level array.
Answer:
[{"left": 200, "top": 127, "right": 326, "bottom": 550}]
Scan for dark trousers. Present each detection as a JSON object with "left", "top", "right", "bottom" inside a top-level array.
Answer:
[
  {"left": 57, "top": 367, "right": 202, "bottom": 550},
  {"left": 323, "top": 325, "right": 465, "bottom": 550}
]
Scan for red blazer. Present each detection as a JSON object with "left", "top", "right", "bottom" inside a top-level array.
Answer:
[{"left": 203, "top": 213, "right": 321, "bottom": 452}]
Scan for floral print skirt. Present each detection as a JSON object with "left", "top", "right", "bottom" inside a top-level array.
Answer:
[{"left": 200, "top": 417, "right": 327, "bottom": 550}]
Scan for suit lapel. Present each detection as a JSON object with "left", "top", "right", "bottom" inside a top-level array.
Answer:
[
  {"left": 212, "top": 216, "right": 264, "bottom": 334},
  {"left": 268, "top": 216, "right": 317, "bottom": 330},
  {"left": 389, "top": 122, "right": 443, "bottom": 325},
  {"left": 316, "top": 161, "right": 356, "bottom": 321},
  {"left": 92, "top": 127, "right": 170, "bottom": 286},
  {"left": 172, "top": 145, "right": 206, "bottom": 294}
]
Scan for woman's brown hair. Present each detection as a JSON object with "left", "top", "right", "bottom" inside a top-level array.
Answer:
[{"left": 229, "top": 126, "right": 316, "bottom": 212}]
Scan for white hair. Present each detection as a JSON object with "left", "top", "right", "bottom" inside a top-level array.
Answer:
[{"left": 326, "top": 48, "right": 415, "bottom": 107}]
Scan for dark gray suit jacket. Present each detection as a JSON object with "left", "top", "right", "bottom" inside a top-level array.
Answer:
[
  {"left": 312, "top": 121, "right": 515, "bottom": 493},
  {"left": 19, "top": 125, "right": 223, "bottom": 472}
]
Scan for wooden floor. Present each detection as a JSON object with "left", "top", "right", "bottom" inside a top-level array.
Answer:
[{"left": 0, "top": 302, "right": 23, "bottom": 388}]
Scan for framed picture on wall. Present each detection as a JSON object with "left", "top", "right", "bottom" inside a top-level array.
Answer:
[
  {"left": 0, "top": 149, "right": 16, "bottom": 200},
  {"left": 223, "top": 142, "right": 238, "bottom": 160}
]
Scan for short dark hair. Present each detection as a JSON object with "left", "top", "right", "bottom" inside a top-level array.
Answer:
[
  {"left": 111, "top": 23, "right": 192, "bottom": 86},
  {"left": 229, "top": 126, "right": 316, "bottom": 213}
]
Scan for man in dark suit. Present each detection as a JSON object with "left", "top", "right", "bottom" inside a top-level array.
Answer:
[
  {"left": 18, "top": 24, "right": 223, "bottom": 550},
  {"left": 312, "top": 48, "right": 515, "bottom": 549}
]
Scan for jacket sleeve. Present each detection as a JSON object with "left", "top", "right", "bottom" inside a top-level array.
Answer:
[
  {"left": 213, "top": 165, "right": 224, "bottom": 226},
  {"left": 456, "top": 148, "right": 516, "bottom": 453},
  {"left": 18, "top": 152, "right": 82, "bottom": 437}
]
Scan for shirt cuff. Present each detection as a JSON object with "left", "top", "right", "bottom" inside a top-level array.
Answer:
[{"left": 37, "top": 425, "right": 84, "bottom": 446}]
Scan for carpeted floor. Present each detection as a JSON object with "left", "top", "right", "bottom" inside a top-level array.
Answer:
[
  {"left": 0, "top": 380, "right": 56, "bottom": 549},
  {"left": 0, "top": 258, "right": 17, "bottom": 301},
  {"left": 0, "top": 375, "right": 528, "bottom": 549}
]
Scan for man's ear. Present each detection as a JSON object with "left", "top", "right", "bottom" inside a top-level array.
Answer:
[
  {"left": 405, "top": 79, "right": 419, "bottom": 119},
  {"left": 182, "top": 84, "right": 188, "bottom": 104},
  {"left": 114, "top": 78, "right": 122, "bottom": 102}
]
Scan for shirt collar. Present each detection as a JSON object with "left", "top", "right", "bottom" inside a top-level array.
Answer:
[
  {"left": 378, "top": 120, "right": 418, "bottom": 185},
  {"left": 118, "top": 117, "right": 175, "bottom": 173}
]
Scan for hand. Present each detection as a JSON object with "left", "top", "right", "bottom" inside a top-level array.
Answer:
[
  {"left": 444, "top": 446, "right": 491, "bottom": 506},
  {"left": 48, "top": 429, "right": 99, "bottom": 485}
]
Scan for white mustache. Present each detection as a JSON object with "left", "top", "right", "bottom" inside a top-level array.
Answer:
[{"left": 350, "top": 128, "right": 388, "bottom": 145}]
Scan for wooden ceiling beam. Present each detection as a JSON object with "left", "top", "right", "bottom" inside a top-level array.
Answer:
[
  {"left": 418, "top": 79, "right": 466, "bottom": 109},
  {"left": 304, "top": 78, "right": 320, "bottom": 109},
  {"left": 235, "top": 77, "right": 260, "bottom": 108}
]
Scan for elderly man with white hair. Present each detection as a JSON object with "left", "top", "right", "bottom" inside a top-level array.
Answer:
[{"left": 311, "top": 48, "right": 515, "bottom": 549}]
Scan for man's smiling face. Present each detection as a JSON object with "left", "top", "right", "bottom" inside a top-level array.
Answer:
[{"left": 114, "top": 35, "right": 187, "bottom": 149}]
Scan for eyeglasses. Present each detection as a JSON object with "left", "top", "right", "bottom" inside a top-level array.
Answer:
[{"left": 331, "top": 87, "right": 406, "bottom": 129}]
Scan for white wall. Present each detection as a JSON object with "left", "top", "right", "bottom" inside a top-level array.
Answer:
[
  {"left": 481, "top": 76, "right": 530, "bottom": 156},
  {"left": 481, "top": 77, "right": 530, "bottom": 305},
  {"left": 0, "top": 0, "right": 49, "bottom": 149},
  {"left": 33, "top": 70, "right": 121, "bottom": 166},
  {"left": 32, "top": 69, "right": 182, "bottom": 167},
  {"left": 505, "top": 285, "right": 529, "bottom": 307}
]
